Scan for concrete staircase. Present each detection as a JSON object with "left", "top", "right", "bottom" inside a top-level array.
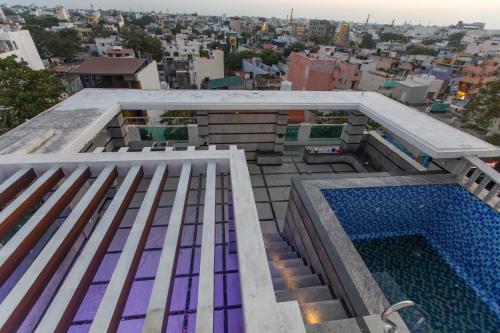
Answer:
[{"left": 263, "top": 233, "right": 362, "bottom": 333}]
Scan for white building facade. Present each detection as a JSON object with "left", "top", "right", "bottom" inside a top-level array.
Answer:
[{"left": 0, "top": 29, "right": 44, "bottom": 70}]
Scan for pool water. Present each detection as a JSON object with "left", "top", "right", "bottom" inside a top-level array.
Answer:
[
  {"left": 354, "top": 235, "right": 500, "bottom": 332},
  {"left": 321, "top": 184, "right": 500, "bottom": 332}
]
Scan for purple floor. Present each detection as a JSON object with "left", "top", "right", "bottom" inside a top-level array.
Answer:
[{"left": 61, "top": 174, "right": 243, "bottom": 332}]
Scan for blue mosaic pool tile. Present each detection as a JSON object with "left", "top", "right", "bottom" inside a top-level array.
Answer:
[{"left": 321, "top": 184, "right": 500, "bottom": 319}]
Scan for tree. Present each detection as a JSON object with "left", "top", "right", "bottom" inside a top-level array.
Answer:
[
  {"left": 224, "top": 50, "right": 256, "bottom": 70},
  {"left": 379, "top": 33, "right": 408, "bottom": 43},
  {"left": 463, "top": 81, "right": 500, "bottom": 131},
  {"left": 284, "top": 42, "right": 305, "bottom": 57},
  {"left": 259, "top": 49, "right": 282, "bottom": 66},
  {"left": 119, "top": 25, "right": 163, "bottom": 60},
  {"left": 448, "top": 32, "right": 465, "bottom": 51},
  {"left": 130, "top": 15, "right": 155, "bottom": 29},
  {"left": 0, "top": 56, "right": 64, "bottom": 135},
  {"left": 406, "top": 45, "right": 438, "bottom": 56},
  {"left": 89, "top": 24, "right": 112, "bottom": 38},
  {"left": 25, "top": 25, "right": 80, "bottom": 60},
  {"left": 308, "top": 36, "right": 330, "bottom": 45},
  {"left": 360, "top": 33, "right": 376, "bottom": 49},
  {"left": 23, "top": 15, "right": 59, "bottom": 28}
]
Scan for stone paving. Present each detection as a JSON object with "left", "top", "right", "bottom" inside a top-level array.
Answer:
[{"left": 248, "top": 155, "right": 359, "bottom": 234}]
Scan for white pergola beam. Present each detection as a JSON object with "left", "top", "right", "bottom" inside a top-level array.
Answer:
[
  {"left": 89, "top": 163, "right": 167, "bottom": 333},
  {"left": 0, "top": 166, "right": 90, "bottom": 286},
  {"left": 0, "top": 166, "right": 116, "bottom": 332},
  {"left": 142, "top": 161, "right": 192, "bottom": 332},
  {"left": 195, "top": 145, "right": 217, "bottom": 333},
  {"left": 36, "top": 165, "right": 143, "bottom": 333},
  {"left": 0, "top": 167, "right": 63, "bottom": 239}
]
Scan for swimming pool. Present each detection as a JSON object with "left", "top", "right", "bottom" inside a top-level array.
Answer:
[{"left": 322, "top": 184, "right": 500, "bottom": 332}]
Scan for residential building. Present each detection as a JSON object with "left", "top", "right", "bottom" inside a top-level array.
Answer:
[
  {"left": 358, "top": 70, "right": 397, "bottom": 91},
  {"left": 286, "top": 52, "right": 336, "bottom": 90},
  {"left": 105, "top": 46, "right": 135, "bottom": 58},
  {"left": 68, "top": 57, "right": 161, "bottom": 89},
  {"left": 0, "top": 29, "right": 44, "bottom": 70},
  {"left": 334, "top": 62, "right": 361, "bottom": 90},
  {"left": 465, "top": 38, "right": 500, "bottom": 57},
  {"left": 308, "top": 19, "right": 336, "bottom": 40},
  {"left": 95, "top": 36, "right": 119, "bottom": 57},
  {"left": 229, "top": 16, "right": 242, "bottom": 32},
  {"left": 287, "top": 52, "right": 361, "bottom": 91},
  {"left": 392, "top": 79, "right": 429, "bottom": 104},
  {"left": 192, "top": 50, "right": 224, "bottom": 88},
  {"left": 458, "top": 58, "right": 499, "bottom": 97},
  {"left": 0, "top": 89, "right": 499, "bottom": 333}
]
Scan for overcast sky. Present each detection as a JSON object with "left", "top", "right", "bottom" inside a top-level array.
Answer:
[{"left": 4, "top": 0, "right": 500, "bottom": 29}]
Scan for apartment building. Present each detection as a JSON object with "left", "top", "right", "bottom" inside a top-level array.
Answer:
[{"left": 0, "top": 29, "right": 44, "bottom": 70}]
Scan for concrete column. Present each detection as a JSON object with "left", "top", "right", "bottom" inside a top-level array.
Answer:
[
  {"left": 297, "top": 123, "right": 312, "bottom": 145},
  {"left": 341, "top": 110, "right": 368, "bottom": 152},
  {"left": 188, "top": 124, "right": 199, "bottom": 147},
  {"left": 274, "top": 111, "right": 288, "bottom": 153},
  {"left": 196, "top": 110, "right": 209, "bottom": 146}
]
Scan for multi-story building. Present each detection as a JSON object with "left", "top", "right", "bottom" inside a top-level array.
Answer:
[
  {"left": 68, "top": 57, "right": 161, "bottom": 90},
  {"left": 287, "top": 52, "right": 361, "bottom": 91},
  {"left": 458, "top": 58, "right": 499, "bottom": 97},
  {"left": 105, "top": 46, "right": 135, "bottom": 58},
  {"left": 192, "top": 50, "right": 224, "bottom": 88},
  {"left": 287, "top": 52, "right": 337, "bottom": 91},
  {"left": 95, "top": 36, "right": 119, "bottom": 57},
  {"left": 465, "top": 38, "right": 500, "bottom": 57},
  {"left": 308, "top": 20, "right": 336, "bottom": 41},
  {"left": 0, "top": 29, "right": 44, "bottom": 70},
  {"left": 0, "top": 89, "right": 498, "bottom": 333}
]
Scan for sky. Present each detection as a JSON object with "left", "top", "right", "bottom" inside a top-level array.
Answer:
[{"left": 4, "top": 0, "right": 500, "bottom": 29}]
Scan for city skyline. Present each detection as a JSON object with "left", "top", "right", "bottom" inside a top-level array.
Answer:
[{"left": 3, "top": 0, "right": 500, "bottom": 29}]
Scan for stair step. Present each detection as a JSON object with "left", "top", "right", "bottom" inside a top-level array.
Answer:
[
  {"left": 270, "top": 265, "right": 312, "bottom": 279},
  {"left": 266, "top": 243, "right": 294, "bottom": 253},
  {"left": 268, "top": 251, "right": 298, "bottom": 261},
  {"left": 269, "top": 258, "right": 304, "bottom": 269},
  {"left": 263, "top": 233, "right": 284, "bottom": 242},
  {"left": 273, "top": 274, "right": 321, "bottom": 290},
  {"left": 305, "top": 318, "right": 362, "bottom": 333},
  {"left": 265, "top": 242, "right": 292, "bottom": 252},
  {"left": 300, "top": 300, "right": 348, "bottom": 324},
  {"left": 275, "top": 285, "right": 333, "bottom": 303}
]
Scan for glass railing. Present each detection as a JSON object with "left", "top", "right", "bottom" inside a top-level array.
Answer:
[
  {"left": 285, "top": 125, "right": 299, "bottom": 141},
  {"left": 309, "top": 124, "right": 344, "bottom": 140},
  {"left": 138, "top": 126, "right": 189, "bottom": 142}
]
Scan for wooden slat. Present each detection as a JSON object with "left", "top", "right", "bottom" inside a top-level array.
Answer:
[
  {"left": 89, "top": 163, "right": 167, "bottom": 333},
  {"left": 36, "top": 165, "right": 143, "bottom": 333},
  {"left": 0, "top": 166, "right": 90, "bottom": 285},
  {"left": 0, "top": 168, "right": 36, "bottom": 209},
  {"left": 0, "top": 167, "right": 63, "bottom": 239},
  {"left": 142, "top": 161, "right": 192, "bottom": 333},
  {"left": 195, "top": 146, "right": 217, "bottom": 333},
  {"left": 0, "top": 166, "right": 116, "bottom": 332}
]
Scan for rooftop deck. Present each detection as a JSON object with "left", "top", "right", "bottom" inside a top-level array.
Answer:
[{"left": 0, "top": 89, "right": 498, "bottom": 158}]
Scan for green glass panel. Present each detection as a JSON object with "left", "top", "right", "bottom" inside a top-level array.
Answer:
[
  {"left": 309, "top": 125, "right": 344, "bottom": 140},
  {"left": 285, "top": 125, "right": 299, "bottom": 141}
]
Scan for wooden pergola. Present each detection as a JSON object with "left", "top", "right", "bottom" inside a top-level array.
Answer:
[{"left": 0, "top": 147, "right": 305, "bottom": 333}]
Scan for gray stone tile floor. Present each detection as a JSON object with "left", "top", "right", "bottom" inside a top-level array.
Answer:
[
  {"left": 248, "top": 153, "right": 360, "bottom": 234},
  {"left": 134, "top": 153, "right": 360, "bottom": 236}
]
